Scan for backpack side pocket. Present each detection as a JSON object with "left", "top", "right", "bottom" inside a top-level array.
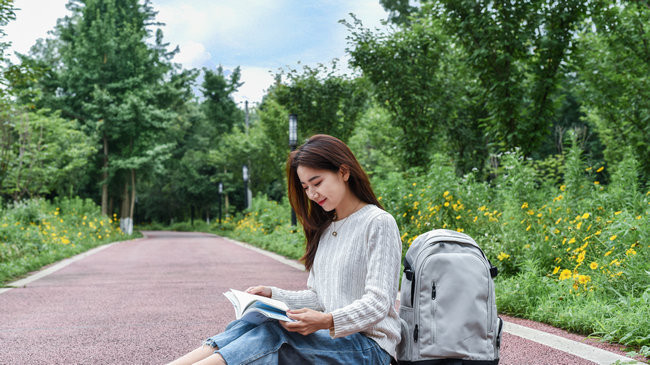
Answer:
[{"left": 397, "top": 305, "right": 415, "bottom": 361}]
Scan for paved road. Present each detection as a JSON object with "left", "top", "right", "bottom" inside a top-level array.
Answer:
[{"left": 0, "top": 232, "right": 642, "bottom": 364}]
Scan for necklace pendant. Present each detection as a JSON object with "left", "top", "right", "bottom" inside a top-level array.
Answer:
[{"left": 332, "top": 231, "right": 337, "bottom": 237}]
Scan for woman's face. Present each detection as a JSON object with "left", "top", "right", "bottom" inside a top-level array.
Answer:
[{"left": 296, "top": 165, "right": 349, "bottom": 213}]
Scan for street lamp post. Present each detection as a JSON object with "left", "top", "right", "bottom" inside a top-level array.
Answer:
[
  {"left": 289, "top": 113, "right": 298, "bottom": 226},
  {"left": 218, "top": 182, "right": 223, "bottom": 224},
  {"left": 242, "top": 165, "right": 249, "bottom": 210}
]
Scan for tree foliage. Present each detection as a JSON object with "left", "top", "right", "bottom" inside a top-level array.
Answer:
[
  {"left": 0, "top": 107, "right": 95, "bottom": 199},
  {"left": 272, "top": 62, "right": 369, "bottom": 143},
  {"left": 574, "top": 1, "right": 650, "bottom": 181}
]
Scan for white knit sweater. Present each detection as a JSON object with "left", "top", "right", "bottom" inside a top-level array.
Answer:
[{"left": 270, "top": 204, "right": 402, "bottom": 358}]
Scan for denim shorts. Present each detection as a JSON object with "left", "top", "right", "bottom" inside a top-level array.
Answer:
[{"left": 204, "top": 319, "right": 391, "bottom": 364}]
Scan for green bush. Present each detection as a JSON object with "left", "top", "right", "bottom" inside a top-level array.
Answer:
[{"left": 0, "top": 197, "right": 128, "bottom": 284}]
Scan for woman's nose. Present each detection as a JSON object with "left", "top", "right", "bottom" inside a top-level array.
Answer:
[{"left": 306, "top": 188, "right": 319, "bottom": 200}]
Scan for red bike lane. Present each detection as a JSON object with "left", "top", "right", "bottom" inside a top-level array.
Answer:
[{"left": 0, "top": 232, "right": 642, "bottom": 364}]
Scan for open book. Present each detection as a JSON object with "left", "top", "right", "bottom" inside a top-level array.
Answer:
[{"left": 224, "top": 289, "right": 296, "bottom": 325}]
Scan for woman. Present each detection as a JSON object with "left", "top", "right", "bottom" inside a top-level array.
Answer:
[{"left": 170, "top": 134, "right": 402, "bottom": 365}]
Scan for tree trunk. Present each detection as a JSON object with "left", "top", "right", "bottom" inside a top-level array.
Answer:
[
  {"left": 121, "top": 180, "right": 130, "bottom": 219},
  {"left": 129, "top": 169, "right": 136, "bottom": 222},
  {"left": 101, "top": 133, "right": 109, "bottom": 216}
]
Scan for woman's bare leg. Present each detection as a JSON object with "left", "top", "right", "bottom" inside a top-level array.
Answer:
[
  {"left": 167, "top": 345, "right": 216, "bottom": 365},
  {"left": 194, "top": 353, "right": 226, "bottom": 365}
]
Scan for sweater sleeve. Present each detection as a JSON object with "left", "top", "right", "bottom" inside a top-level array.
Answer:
[
  {"left": 269, "top": 269, "right": 324, "bottom": 311},
  {"left": 329, "top": 212, "right": 401, "bottom": 338}
]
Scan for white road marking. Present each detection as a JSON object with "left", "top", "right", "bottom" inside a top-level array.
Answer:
[{"left": 503, "top": 320, "right": 640, "bottom": 364}]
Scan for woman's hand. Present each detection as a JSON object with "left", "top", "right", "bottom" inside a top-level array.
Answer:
[
  {"left": 245, "top": 286, "right": 272, "bottom": 298},
  {"left": 280, "top": 308, "right": 334, "bottom": 336}
]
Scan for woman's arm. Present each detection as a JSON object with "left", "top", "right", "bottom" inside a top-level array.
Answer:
[{"left": 268, "top": 270, "right": 324, "bottom": 311}]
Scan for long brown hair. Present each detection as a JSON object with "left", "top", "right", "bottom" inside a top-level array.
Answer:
[{"left": 287, "top": 134, "right": 383, "bottom": 271}]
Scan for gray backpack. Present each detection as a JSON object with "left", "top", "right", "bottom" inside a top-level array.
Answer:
[{"left": 396, "top": 229, "right": 503, "bottom": 365}]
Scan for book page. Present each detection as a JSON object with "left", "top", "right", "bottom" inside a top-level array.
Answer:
[{"left": 228, "top": 289, "right": 289, "bottom": 313}]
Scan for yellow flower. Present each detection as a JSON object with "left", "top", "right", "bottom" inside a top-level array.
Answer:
[
  {"left": 636, "top": 215, "right": 642, "bottom": 220},
  {"left": 604, "top": 250, "right": 612, "bottom": 257},
  {"left": 527, "top": 210, "right": 535, "bottom": 216},
  {"left": 589, "top": 262, "right": 598, "bottom": 270},
  {"left": 568, "top": 237, "right": 576, "bottom": 244},
  {"left": 552, "top": 266, "right": 560, "bottom": 275},
  {"left": 559, "top": 269, "right": 572, "bottom": 280},
  {"left": 443, "top": 191, "right": 450, "bottom": 197},
  {"left": 577, "top": 251, "right": 586, "bottom": 263},
  {"left": 444, "top": 202, "right": 450, "bottom": 207},
  {"left": 521, "top": 202, "right": 529, "bottom": 209},
  {"left": 582, "top": 213, "right": 590, "bottom": 219},
  {"left": 585, "top": 167, "right": 592, "bottom": 172},
  {"left": 497, "top": 252, "right": 510, "bottom": 261},
  {"left": 560, "top": 184, "right": 566, "bottom": 191},
  {"left": 596, "top": 166, "right": 604, "bottom": 173},
  {"left": 610, "top": 235, "right": 617, "bottom": 241},
  {"left": 609, "top": 259, "right": 620, "bottom": 266},
  {"left": 555, "top": 218, "right": 562, "bottom": 224},
  {"left": 526, "top": 224, "right": 531, "bottom": 231},
  {"left": 456, "top": 228, "right": 464, "bottom": 233},
  {"left": 594, "top": 181, "right": 600, "bottom": 185},
  {"left": 576, "top": 222, "right": 582, "bottom": 230},
  {"left": 578, "top": 275, "right": 590, "bottom": 284},
  {"left": 614, "top": 211, "right": 622, "bottom": 215},
  {"left": 412, "top": 182, "right": 417, "bottom": 187},
  {"left": 625, "top": 248, "right": 637, "bottom": 256}
]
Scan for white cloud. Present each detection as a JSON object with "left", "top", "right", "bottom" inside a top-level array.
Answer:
[
  {"left": 153, "top": 0, "right": 289, "bottom": 52},
  {"left": 231, "top": 66, "right": 275, "bottom": 105},
  {"left": 174, "top": 41, "right": 212, "bottom": 68},
  {"left": 4, "top": 0, "right": 70, "bottom": 62}
]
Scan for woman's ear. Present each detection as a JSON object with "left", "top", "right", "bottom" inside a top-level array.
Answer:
[{"left": 339, "top": 165, "right": 351, "bottom": 182}]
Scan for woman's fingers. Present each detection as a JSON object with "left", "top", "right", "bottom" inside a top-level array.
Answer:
[{"left": 245, "top": 286, "right": 271, "bottom": 297}]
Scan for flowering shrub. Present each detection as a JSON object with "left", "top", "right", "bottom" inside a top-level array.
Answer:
[{"left": 0, "top": 197, "right": 127, "bottom": 284}]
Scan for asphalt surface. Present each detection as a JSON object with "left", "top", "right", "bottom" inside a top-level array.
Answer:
[{"left": 0, "top": 231, "right": 642, "bottom": 364}]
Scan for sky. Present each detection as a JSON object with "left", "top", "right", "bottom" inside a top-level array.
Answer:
[{"left": 4, "top": 0, "right": 389, "bottom": 105}]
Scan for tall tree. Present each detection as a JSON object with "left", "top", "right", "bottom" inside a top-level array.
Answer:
[
  {"left": 0, "top": 0, "right": 15, "bottom": 104},
  {"left": 272, "top": 63, "right": 370, "bottom": 143},
  {"left": 201, "top": 66, "right": 244, "bottom": 137},
  {"left": 346, "top": 15, "right": 461, "bottom": 169},
  {"left": 432, "top": 0, "right": 589, "bottom": 156},
  {"left": 27, "top": 0, "right": 177, "bottom": 220}
]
